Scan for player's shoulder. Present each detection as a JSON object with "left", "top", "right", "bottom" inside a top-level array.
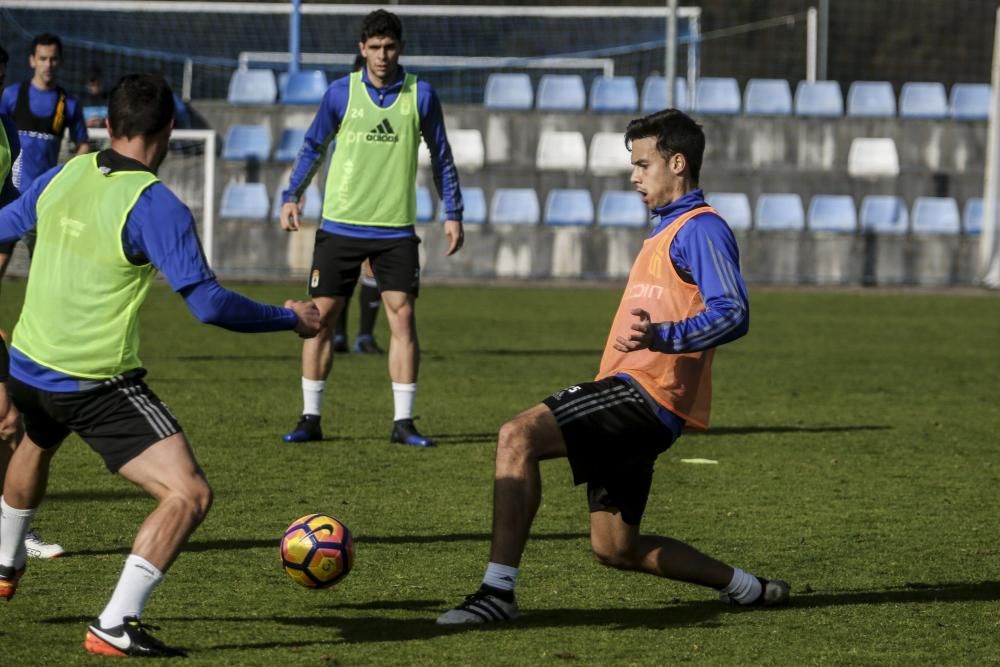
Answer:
[
  {"left": 136, "top": 181, "right": 193, "bottom": 224},
  {"left": 677, "top": 207, "right": 738, "bottom": 245}
]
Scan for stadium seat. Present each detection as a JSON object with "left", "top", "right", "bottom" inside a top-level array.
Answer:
[
  {"left": 222, "top": 125, "right": 271, "bottom": 161},
  {"left": 544, "top": 189, "right": 594, "bottom": 226},
  {"left": 597, "top": 191, "right": 648, "bottom": 227},
  {"left": 899, "top": 82, "right": 948, "bottom": 119},
  {"left": 220, "top": 182, "right": 269, "bottom": 220},
  {"left": 755, "top": 194, "right": 805, "bottom": 231},
  {"left": 227, "top": 68, "right": 278, "bottom": 105},
  {"left": 794, "top": 80, "right": 843, "bottom": 117},
  {"left": 490, "top": 188, "right": 540, "bottom": 225},
  {"left": 847, "top": 81, "right": 896, "bottom": 117},
  {"left": 589, "top": 76, "right": 639, "bottom": 113},
  {"left": 83, "top": 105, "right": 107, "bottom": 124},
  {"left": 281, "top": 70, "right": 328, "bottom": 105},
  {"left": 536, "top": 130, "right": 587, "bottom": 171},
  {"left": 588, "top": 131, "right": 631, "bottom": 175},
  {"left": 705, "top": 192, "right": 751, "bottom": 230},
  {"left": 950, "top": 83, "right": 991, "bottom": 120},
  {"left": 807, "top": 195, "right": 857, "bottom": 233},
  {"left": 448, "top": 129, "right": 485, "bottom": 171},
  {"left": 271, "top": 184, "right": 321, "bottom": 220},
  {"left": 274, "top": 127, "right": 306, "bottom": 162},
  {"left": 416, "top": 186, "right": 434, "bottom": 223},
  {"left": 484, "top": 73, "right": 533, "bottom": 110},
  {"left": 536, "top": 74, "right": 586, "bottom": 111},
  {"left": 911, "top": 196, "right": 960, "bottom": 234},
  {"left": 860, "top": 195, "right": 909, "bottom": 234},
  {"left": 640, "top": 76, "right": 688, "bottom": 112},
  {"left": 963, "top": 198, "right": 983, "bottom": 234},
  {"left": 694, "top": 77, "right": 741, "bottom": 115},
  {"left": 744, "top": 78, "right": 793, "bottom": 116},
  {"left": 440, "top": 186, "right": 486, "bottom": 224},
  {"left": 847, "top": 137, "right": 900, "bottom": 178}
]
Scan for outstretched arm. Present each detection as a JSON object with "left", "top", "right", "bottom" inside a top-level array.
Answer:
[{"left": 180, "top": 279, "right": 318, "bottom": 336}]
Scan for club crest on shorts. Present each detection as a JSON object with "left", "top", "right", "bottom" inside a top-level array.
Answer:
[{"left": 311, "top": 270, "right": 320, "bottom": 288}]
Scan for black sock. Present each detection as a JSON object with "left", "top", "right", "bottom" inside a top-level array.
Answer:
[
  {"left": 334, "top": 295, "right": 350, "bottom": 338},
  {"left": 480, "top": 584, "right": 515, "bottom": 603},
  {"left": 358, "top": 283, "right": 380, "bottom": 337}
]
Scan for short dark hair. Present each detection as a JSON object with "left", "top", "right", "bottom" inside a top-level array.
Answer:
[
  {"left": 360, "top": 9, "right": 403, "bottom": 42},
  {"left": 352, "top": 54, "right": 366, "bottom": 72},
  {"left": 0, "top": 45, "right": 8, "bottom": 66},
  {"left": 624, "top": 109, "right": 705, "bottom": 184},
  {"left": 108, "top": 73, "right": 175, "bottom": 140},
  {"left": 31, "top": 33, "right": 62, "bottom": 57}
]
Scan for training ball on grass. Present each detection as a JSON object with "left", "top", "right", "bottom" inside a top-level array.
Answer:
[{"left": 281, "top": 514, "right": 354, "bottom": 588}]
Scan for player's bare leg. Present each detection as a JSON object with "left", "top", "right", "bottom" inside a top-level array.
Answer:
[
  {"left": 84, "top": 434, "right": 209, "bottom": 657},
  {"left": 284, "top": 296, "right": 346, "bottom": 443},
  {"left": 381, "top": 290, "right": 432, "bottom": 446}
]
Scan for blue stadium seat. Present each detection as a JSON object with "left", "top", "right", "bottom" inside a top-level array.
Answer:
[
  {"left": 490, "top": 188, "right": 540, "bottom": 225},
  {"left": 847, "top": 81, "right": 896, "bottom": 117},
  {"left": 744, "top": 79, "right": 792, "bottom": 116},
  {"left": 440, "top": 186, "right": 486, "bottom": 224},
  {"left": 808, "top": 195, "right": 857, "bottom": 233},
  {"left": 755, "top": 194, "right": 805, "bottom": 231},
  {"left": 484, "top": 73, "right": 533, "bottom": 110},
  {"left": 281, "top": 70, "right": 328, "bottom": 105},
  {"left": 536, "top": 74, "right": 586, "bottom": 111},
  {"left": 963, "top": 198, "right": 983, "bottom": 235},
  {"left": 416, "top": 186, "right": 434, "bottom": 223},
  {"left": 706, "top": 192, "right": 751, "bottom": 230},
  {"left": 911, "top": 197, "right": 960, "bottom": 234},
  {"left": 597, "top": 191, "right": 648, "bottom": 227},
  {"left": 640, "top": 76, "right": 687, "bottom": 112},
  {"left": 899, "top": 82, "right": 948, "bottom": 119},
  {"left": 222, "top": 125, "right": 271, "bottom": 161},
  {"left": 227, "top": 68, "right": 278, "bottom": 105},
  {"left": 544, "top": 189, "right": 594, "bottom": 226},
  {"left": 274, "top": 128, "right": 306, "bottom": 162},
  {"left": 794, "top": 80, "right": 843, "bottom": 117},
  {"left": 589, "top": 76, "right": 638, "bottom": 113},
  {"left": 950, "top": 83, "right": 991, "bottom": 120},
  {"left": 860, "top": 195, "right": 908, "bottom": 234},
  {"left": 221, "top": 182, "right": 269, "bottom": 220},
  {"left": 272, "top": 184, "right": 321, "bottom": 220},
  {"left": 694, "top": 77, "right": 741, "bottom": 115}
]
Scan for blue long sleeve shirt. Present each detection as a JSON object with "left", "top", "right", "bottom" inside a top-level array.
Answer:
[
  {"left": 0, "top": 150, "right": 298, "bottom": 391},
  {"left": 0, "top": 83, "right": 89, "bottom": 191},
  {"left": 283, "top": 66, "right": 462, "bottom": 239}
]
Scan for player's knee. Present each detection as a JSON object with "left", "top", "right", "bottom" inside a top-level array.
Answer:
[
  {"left": 181, "top": 477, "right": 213, "bottom": 523},
  {"left": 496, "top": 418, "right": 536, "bottom": 463},
  {"left": 591, "top": 543, "right": 639, "bottom": 571}
]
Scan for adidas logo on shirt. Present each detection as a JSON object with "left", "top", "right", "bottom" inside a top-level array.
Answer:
[{"left": 366, "top": 118, "right": 399, "bottom": 143}]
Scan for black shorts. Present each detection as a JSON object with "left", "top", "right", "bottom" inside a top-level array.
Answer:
[
  {"left": 309, "top": 230, "right": 420, "bottom": 298},
  {"left": 8, "top": 370, "right": 182, "bottom": 473},
  {"left": 542, "top": 377, "right": 677, "bottom": 526}
]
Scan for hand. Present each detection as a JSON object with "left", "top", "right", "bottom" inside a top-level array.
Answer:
[
  {"left": 613, "top": 308, "right": 655, "bottom": 353},
  {"left": 443, "top": 219, "right": 464, "bottom": 256},
  {"left": 280, "top": 201, "right": 303, "bottom": 232},
  {"left": 0, "top": 385, "right": 20, "bottom": 441},
  {"left": 285, "top": 299, "right": 321, "bottom": 338}
]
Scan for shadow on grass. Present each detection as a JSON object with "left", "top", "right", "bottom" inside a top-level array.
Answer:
[
  {"left": 67, "top": 532, "right": 588, "bottom": 557},
  {"left": 789, "top": 580, "right": 1000, "bottom": 607},
  {"left": 690, "top": 424, "right": 892, "bottom": 436}
]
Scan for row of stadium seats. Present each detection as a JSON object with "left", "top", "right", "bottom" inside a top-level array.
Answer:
[
  {"left": 220, "top": 181, "right": 982, "bottom": 235},
  {"left": 225, "top": 68, "right": 991, "bottom": 119},
  {"left": 222, "top": 125, "right": 909, "bottom": 178},
  {"left": 708, "top": 193, "right": 982, "bottom": 235}
]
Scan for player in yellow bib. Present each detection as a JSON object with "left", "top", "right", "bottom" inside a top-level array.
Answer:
[
  {"left": 280, "top": 10, "right": 464, "bottom": 447},
  {"left": 439, "top": 110, "right": 790, "bottom": 624}
]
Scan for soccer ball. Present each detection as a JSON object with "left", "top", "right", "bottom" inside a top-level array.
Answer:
[{"left": 280, "top": 514, "right": 354, "bottom": 589}]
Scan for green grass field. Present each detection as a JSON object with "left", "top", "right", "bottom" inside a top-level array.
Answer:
[{"left": 2, "top": 281, "right": 999, "bottom": 665}]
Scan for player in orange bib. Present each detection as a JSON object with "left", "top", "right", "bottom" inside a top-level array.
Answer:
[{"left": 439, "top": 109, "right": 789, "bottom": 624}]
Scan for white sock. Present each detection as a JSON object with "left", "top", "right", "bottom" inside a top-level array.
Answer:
[
  {"left": 0, "top": 497, "right": 34, "bottom": 568},
  {"left": 392, "top": 382, "right": 416, "bottom": 421},
  {"left": 302, "top": 378, "right": 325, "bottom": 417},
  {"left": 721, "top": 567, "right": 762, "bottom": 604},
  {"left": 98, "top": 555, "right": 164, "bottom": 627},
  {"left": 482, "top": 562, "right": 519, "bottom": 593}
]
